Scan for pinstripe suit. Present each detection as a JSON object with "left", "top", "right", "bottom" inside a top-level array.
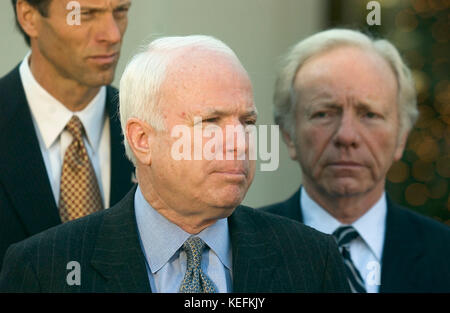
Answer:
[{"left": 0, "top": 186, "right": 350, "bottom": 293}]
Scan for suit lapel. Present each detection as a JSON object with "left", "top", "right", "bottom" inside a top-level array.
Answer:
[
  {"left": 0, "top": 66, "right": 61, "bottom": 235},
  {"left": 285, "top": 188, "right": 303, "bottom": 222},
  {"left": 105, "top": 86, "right": 135, "bottom": 206},
  {"left": 228, "top": 206, "right": 281, "bottom": 292},
  {"left": 90, "top": 186, "right": 151, "bottom": 292},
  {"left": 379, "top": 198, "right": 425, "bottom": 292}
]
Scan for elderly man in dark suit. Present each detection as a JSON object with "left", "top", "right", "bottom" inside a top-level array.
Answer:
[
  {"left": 0, "top": 0, "right": 135, "bottom": 269},
  {"left": 260, "top": 29, "right": 450, "bottom": 293},
  {"left": 0, "top": 35, "right": 350, "bottom": 293}
]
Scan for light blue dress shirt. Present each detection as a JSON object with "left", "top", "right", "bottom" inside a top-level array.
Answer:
[
  {"left": 301, "top": 187, "right": 386, "bottom": 293},
  {"left": 134, "top": 186, "right": 233, "bottom": 293}
]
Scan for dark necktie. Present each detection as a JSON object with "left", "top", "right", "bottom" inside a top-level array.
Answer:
[
  {"left": 332, "top": 226, "right": 367, "bottom": 293},
  {"left": 59, "top": 116, "right": 104, "bottom": 222},
  {"left": 179, "top": 237, "right": 216, "bottom": 293}
]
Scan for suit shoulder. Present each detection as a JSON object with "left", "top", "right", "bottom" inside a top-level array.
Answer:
[
  {"left": 0, "top": 209, "right": 107, "bottom": 292},
  {"left": 8, "top": 208, "right": 106, "bottom": 258},
  {"left": 240, "top": 205, "right": 332, "bottom": 244},
  {"left": 0, "top": 66, "right": 22, "bottom": 112},
  {"left": 259, "top": 200, "right": 286, "bottom": 215},
  {"left": 0, "top": 65, "right": 21, "bottom": 93},
  {"left": 0, "top": 65, "right": 19, "bottom": 84},
  {"left": 258, "top": 189, "right": 301, "bottom": 221},
  {"left": 392, "top": 204, "right": 450, "bottom": 238}
]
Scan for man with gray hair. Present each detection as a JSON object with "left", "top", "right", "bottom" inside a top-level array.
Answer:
[
  {"left": 261, "top": 28, "right": 450, "bottom": 293},
  {"left": 0, "top": 35, "right": 350, "bottom": 293}
]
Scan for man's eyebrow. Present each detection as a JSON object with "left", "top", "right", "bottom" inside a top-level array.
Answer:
[
  {"left": 355, "top": 101, "right": 386, "bottom": 113},
  {"left": 242, "top": 109, "right": 258, "bottom": 118},
  {"left": 307, "top": 102, "right": 341, "bottom": 110},
  {"left": 201, "top": 108, "right": 258, "bottom": 117},
  {"left": 115, "top": 1, "right": 132, "bottom": 9}
]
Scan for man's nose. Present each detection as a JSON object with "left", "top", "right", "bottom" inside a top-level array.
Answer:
[
  {"left": 96, "top": 13, "right": 122, "bottom": 45},
  {"left": 225, "top": 122, "right": 248, "bottom": 159},
  {"left": 333, "top": 112, "right": 361, "bottom": 149}
]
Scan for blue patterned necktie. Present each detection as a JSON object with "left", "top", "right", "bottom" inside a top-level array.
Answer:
[
  {"left": 332, "top": 226, "right": 367, "bottom": 293},
  {"left": 179, "top": 237, "right": 217, "bottom": 293}
]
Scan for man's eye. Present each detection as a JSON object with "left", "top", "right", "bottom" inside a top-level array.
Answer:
[
  {"left": 245, "top": 119, "right": 256, "bottom": 125},
  {"left": 203, "top": 117, "right": 219, "bottom": 123},
  {"left": 114, "top": 7, "right": 129, "bottom": 17},
  {"left": 81, "top": 10, "right": 93, "bottom": 15},
  {"left": 364, "top": 112, "right": 379, "bottom": 119},
  {"left": 80, "top": 11, "right": 94, "bottom": 18},
  {"left": 312, "top": 111, "right": 328, "bottom": 119}
]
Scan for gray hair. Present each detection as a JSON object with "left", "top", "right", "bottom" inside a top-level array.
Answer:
[
  {"left": 274, "top": 28, "right": 418, "bottom": 139},
  {"left": 119, "top": 35, "right": 240, "bottom": 165}
]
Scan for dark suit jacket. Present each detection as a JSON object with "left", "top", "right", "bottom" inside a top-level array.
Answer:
[
  {"left": 0, "top": 65, "right": 135, "bottom": 270},
  {"left": 260, "top": 187, "right": 450, "bottom": 292},
  {"left": 0, "top": 186, "right": 350, "bottom": 293}
]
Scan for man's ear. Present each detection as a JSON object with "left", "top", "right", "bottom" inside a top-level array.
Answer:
[
  {"left": 126, "top": 118, "right": 155, "bottom": 166},
  {"left": 16, "top": 0, "right": 41, "bottom": 42},
  {"left": 282, "top": 129, "right": 298, "bottom": 161}
]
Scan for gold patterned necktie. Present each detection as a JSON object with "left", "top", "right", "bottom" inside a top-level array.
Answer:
[
  {"left": 59, "top": 115, "right": 104, "bottom": 223},
  {"left": 179, "top": 237, "right": 217, "bottom": 293}
]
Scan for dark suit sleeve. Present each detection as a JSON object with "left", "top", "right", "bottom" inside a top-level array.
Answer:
[
  {"left": 0, "top": 242, "right": 41, "bottom": 292},
  {"left": 321, "top": 236, "right": 351, "bottom": 292}
]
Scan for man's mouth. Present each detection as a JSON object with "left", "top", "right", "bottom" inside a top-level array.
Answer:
[{"left": 88, "top": 52, "right": 119, "bottom": 65}]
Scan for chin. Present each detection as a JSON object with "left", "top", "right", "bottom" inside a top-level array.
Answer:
[
  {"left": 83, "top": 69, "right": 115, "bottom": 87},
  {"left": 211, "top": 188, "right": 246, "bottom": 210},
  {"left": 324, "top": 181, "right": 371, "bottom": 197}
]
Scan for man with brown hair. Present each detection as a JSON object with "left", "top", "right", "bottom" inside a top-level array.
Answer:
[{"left": 0, "top": 0, "right": 135, "bottom": 269}]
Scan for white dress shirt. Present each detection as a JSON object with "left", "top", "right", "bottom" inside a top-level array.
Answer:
[
  {"left": 19, "top": 52, "right": 111, "bottom": 208},
  {"left": 301, "top": 187, "right": 386, "bottom": 293}
]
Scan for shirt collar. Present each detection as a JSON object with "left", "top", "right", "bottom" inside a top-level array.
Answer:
[
  {"left": 301, "top": 187, "right": 386, "bottom": 260},
  {"left": 19, "top": 51, "right": 106, "bottom": 151},
  {"left": 134, "top": 185, "right": 232, "bottom": 274}
]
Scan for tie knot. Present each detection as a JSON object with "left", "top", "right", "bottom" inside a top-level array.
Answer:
[
  {"left": 183, "top": 237, "right": 206, "bottom": 260},
  {"left": 332, "top": 225, "right": 359, "bottom": 247},
  {"left": 66, "top": 116, "right": 85, "bottom": 140}
]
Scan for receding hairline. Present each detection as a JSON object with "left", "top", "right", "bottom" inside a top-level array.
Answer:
[
  {"left": 293, "top": 43, "right": 399, "bottom": 90},
  {"left": 158, "top": 45, "right": 251, "bottom": 99},
  {"left": 292, "top": 43, "right": 399, "bottom": 93},
  {"left": 164, "top": 45, "right": 247, "bottom": 77}
]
